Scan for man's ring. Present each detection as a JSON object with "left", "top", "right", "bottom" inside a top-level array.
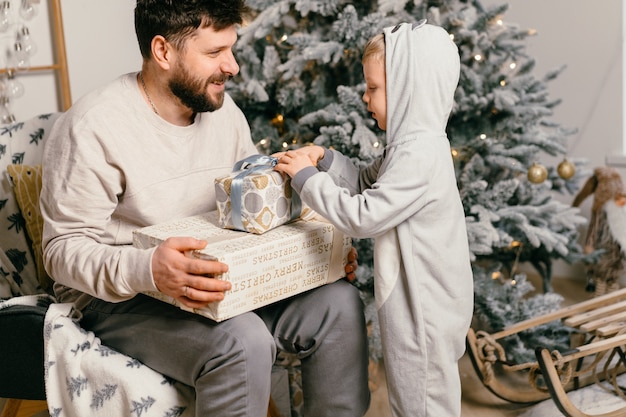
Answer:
[{"left": 183, "top": 285, "right": 188, "bottom": 297}]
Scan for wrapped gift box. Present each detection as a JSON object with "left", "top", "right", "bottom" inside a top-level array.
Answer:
[
  {"left": 133, "top": 211, "right": 352, "bottom": 322},
  {"left": 215, "top": 155, "right": 309, "bottom": 234}
]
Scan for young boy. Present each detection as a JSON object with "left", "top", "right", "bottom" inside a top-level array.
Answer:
[{"left": 274, "top": 21, "right": 474, "bottom": 416}]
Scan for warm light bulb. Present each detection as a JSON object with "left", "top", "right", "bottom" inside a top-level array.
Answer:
[
  {"left": 19, "top": 0, "right": 38, "bottom": 20},
  {"left": 500, "top": 80, "right": 506, "bottom": 87},
  {"left": 509, "top": 62, "right": 517, "bottom": 70},
  {"left": 479, "top": 134, "right": 487, "bottom": 140},
  {"left": 373, "top": 141, "right": 380, "bottom": 148},
  {"left": 5, "top": 70, "right": 24, "bottom": 98},
  {"left": 18, "top": 26, "right": 37, "bottom": 56},
  {"left": 0, "top": 96, "right": 13, "bottom": 124},
  {"left": 474, "top": 54, "right": 482, "bottom": 61},
  {"left": 7, "top": 41, "right": 30, "bottom": 71},
  {"left": 0, "top": 1, "right": 12, "bottom": 33}
]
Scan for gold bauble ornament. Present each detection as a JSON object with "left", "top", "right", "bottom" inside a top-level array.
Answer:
[
  {"left": 557, "top": 158, "right": 576, "bottom": 180},
  {"left": 527, "top": 162, "right": 548, "bottom": 184}
]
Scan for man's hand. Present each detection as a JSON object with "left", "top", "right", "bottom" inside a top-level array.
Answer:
[
  {"left": 344, "top": 246, "right": 358, "bottom": 283},
  {"left": 152, "top": 237, "right": 231, "bottom": 309}
]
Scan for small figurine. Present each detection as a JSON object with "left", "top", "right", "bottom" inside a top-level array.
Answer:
[{"left": 573, "top": 166, "right": 626, "bottom": 296}]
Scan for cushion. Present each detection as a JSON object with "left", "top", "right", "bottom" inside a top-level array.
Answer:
[
  {"left": 0, "top": 113, "right": 61, "bottom": 297},
  {"left": 6, "top": 164, "right": 51, "bottom": 291}
]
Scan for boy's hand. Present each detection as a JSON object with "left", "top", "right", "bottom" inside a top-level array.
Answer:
[
  {"left": 273, "top": 146, "right": 325, "bottom": 166},
  {"left": 274, "top": 150, "right": 316, "bottom": 178}
]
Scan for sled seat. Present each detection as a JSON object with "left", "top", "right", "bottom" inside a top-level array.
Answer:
[{"left": 467, "top": 287, "right": 626, "bottom": 416}]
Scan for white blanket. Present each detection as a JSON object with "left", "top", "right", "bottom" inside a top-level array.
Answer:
[{"left": 43, "top": 301, "right": 196, "bottom": 417}]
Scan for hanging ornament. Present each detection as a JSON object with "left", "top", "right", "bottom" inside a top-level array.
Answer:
[
  {"left": 557, "top": 158, "right": 576, "bottom": 180},
  {"left": 527, "top": 162, "right": 548, "bottom": 184}
]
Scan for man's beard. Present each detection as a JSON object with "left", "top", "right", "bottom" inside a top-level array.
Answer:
[{"left": 169, "top": 64, "right": 231, "bottom": 113}]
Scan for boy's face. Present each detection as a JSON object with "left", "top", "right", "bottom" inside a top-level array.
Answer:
[{"left": 362, "top": 58, "right": 387, "bottom": 131}]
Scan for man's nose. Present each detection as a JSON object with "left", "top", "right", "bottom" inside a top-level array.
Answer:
[{"left": 222, "top": 50, "right": 239, "bottom": 76}]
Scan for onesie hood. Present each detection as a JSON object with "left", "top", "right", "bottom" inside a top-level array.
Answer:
[{"left": 383, "top": 21, "right": 460, "bottom": 144}]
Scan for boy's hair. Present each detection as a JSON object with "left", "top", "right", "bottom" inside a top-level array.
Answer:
[
  {"left": 362, "top": 33, "right": 385, "bottom": 64},
  {"left": 135, "top": 0, "right": 250, "bottom": 59}
]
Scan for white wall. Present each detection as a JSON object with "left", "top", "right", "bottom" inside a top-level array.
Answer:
[
  {"left": 12, "top": 0, "right": 624, "bottom": 280},
  {"left": 9, "top": 0, "right": 139, "bottom": 119},
  {"left": 60, "top": 0, "right": 139, "bottom": 101}
]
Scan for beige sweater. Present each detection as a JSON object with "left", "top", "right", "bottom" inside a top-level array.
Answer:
[{"left": 40, "top": 73, "right": 257, "bottom": 310}]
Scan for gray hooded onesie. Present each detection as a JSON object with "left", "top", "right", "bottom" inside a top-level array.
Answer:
[{"left": 291, "top": 22, "right": 474, "bottom": 416}]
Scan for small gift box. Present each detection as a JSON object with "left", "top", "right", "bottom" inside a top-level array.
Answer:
[{"left": 215, "top": 155, "right": 307, "bottom": 234}]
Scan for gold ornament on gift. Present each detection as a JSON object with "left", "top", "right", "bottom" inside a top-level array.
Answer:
[
  {"left": 557, "top": 158, "right": 576, "bottom": 180},
  {"left": 527, "top": 162, "right": 548, "bottom": 184}
]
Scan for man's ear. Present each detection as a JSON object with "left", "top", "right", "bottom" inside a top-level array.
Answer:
[{"left": 151, "top": 35, "right": 174, "bottom": 70}]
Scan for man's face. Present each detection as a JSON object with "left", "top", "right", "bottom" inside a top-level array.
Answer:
[
  {"left": 169, "top": 25, "right": 239, "bottom": 113},
  {"left": 362, "top": 58, "right": 387, "bottom": 131}
]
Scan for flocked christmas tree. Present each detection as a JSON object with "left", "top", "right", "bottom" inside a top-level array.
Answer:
[{"left": 229, "top": 0, "right": 591, "bottom": 364}]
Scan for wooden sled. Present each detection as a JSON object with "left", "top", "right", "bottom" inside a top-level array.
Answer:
[{"left": 467, "top": 287, "right": 626, "bottom": 416}]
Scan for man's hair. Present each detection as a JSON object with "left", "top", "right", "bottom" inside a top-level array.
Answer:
[
  {"left": 362, "top": 33, "right": 385, "bottom": 64},
  {"left": 135, "top": 0, "right": 250, "bottom": 59}
]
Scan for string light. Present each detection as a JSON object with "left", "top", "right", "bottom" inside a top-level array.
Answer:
[
  {"left": 474, "top": 54, "right": 482, "bottom": 62},
  {"left": 0, "top": 0, "right": 40, "bottom": 123}
]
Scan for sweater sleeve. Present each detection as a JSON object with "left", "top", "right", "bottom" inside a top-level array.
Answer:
[
  {"left": 41, "top": 112, "right": 158, "bottom": 304},
  {"left": 299, "top": 139, "right": 451, "bottom": 238}
]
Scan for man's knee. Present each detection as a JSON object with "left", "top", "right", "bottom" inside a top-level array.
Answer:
[
  {"left": 318, "top": 280, "right": 365, "bottom": 324},
  {"left": 222, "top": 312, "right": 276, "bottom": 363}
]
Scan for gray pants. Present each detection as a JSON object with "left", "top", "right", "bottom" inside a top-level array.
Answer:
[{"left": 80, "top": 280, "right": 370, "bottom": 417}]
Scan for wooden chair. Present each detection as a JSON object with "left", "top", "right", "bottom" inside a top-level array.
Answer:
[{"left": 467, "top": 287, "right": 626, "bottom": 417}]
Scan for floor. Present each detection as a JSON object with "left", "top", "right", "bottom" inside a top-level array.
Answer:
[{"left": 2, "top": 275, "right": 593, "bottom": 417}]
